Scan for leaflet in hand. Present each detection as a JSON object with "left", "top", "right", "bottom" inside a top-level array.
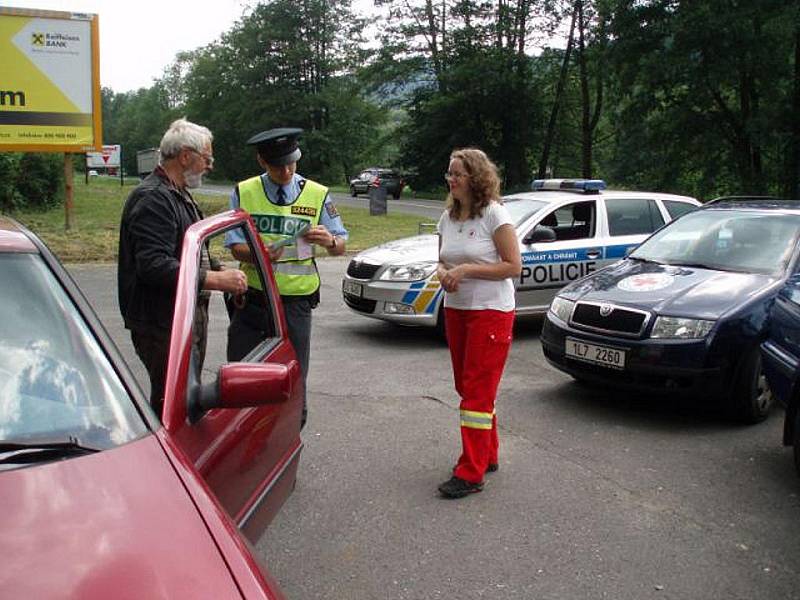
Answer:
[{"left": 268, "top": 221, "right": 312, "bottom": 256}]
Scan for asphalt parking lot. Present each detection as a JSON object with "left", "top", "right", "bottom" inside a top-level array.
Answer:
[{"left": 70, "top": 258, "right": 800, "bottom": 600}]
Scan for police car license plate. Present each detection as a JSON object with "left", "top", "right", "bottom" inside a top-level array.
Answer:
[
  {"left": 565, "top": 337, "right": 626, "bottom": 369},
  {"left": 343, "top": 279, "right": 362, "bottom": 297}
]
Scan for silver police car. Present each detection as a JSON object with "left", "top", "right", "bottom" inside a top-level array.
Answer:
[{"left": 342, "top": 180, "right": 700, "bottom": 331}]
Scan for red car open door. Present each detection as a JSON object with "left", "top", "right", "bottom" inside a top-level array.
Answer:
[{"left": 160, "top": 209, "right": 303, "bottom": 541}]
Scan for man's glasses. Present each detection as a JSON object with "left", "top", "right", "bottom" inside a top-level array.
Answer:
[
  {"left": 444, "top": 171, "right": 467, "bottom": 181},
  {"left": 186, "top": 147, "right": 214, "bottom": 167}
]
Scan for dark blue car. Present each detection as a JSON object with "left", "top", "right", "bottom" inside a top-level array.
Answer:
[
  {"left": 541, "top": 200, "right": 800, "bottom": 424},
  {"left": 761, "top": 275, "right": 800, "bottom": 475}
]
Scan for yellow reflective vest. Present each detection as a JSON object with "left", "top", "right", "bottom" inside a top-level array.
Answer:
[{"left": 237, "top": 175, "right": 327, "bottom": 295}]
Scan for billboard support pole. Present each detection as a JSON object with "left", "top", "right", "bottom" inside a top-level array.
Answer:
[{"left": 64, "top": 153, "right": 74, "bottom": 231}]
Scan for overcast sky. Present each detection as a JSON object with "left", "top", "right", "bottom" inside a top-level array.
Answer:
[{"left": 2, "top": 0, "right": 256, "bottom": 92}]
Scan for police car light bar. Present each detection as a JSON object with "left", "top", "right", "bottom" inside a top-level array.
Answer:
[{"left": 531, "top": 179, "right": 607, "bottom": 193}]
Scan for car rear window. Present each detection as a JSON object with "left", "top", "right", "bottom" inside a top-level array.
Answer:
[
  {"left": 663, "top": 200, "right": 698, "bottom": 220},
  {"left": 605, "top": 198, "right": 665, "bottom": 236}
]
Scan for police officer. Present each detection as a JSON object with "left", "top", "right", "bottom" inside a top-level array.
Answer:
[{"left": 225, "top": 128, "right": 348, "bottom": 428}]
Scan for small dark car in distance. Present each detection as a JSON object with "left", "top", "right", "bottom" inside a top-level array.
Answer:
[
  {"left": 349, "top": 167, "right": 405, "bottom": 199},
  {"left": 541, "top": 199, "right": 800, "bottom": 424},
  {"left": 761, "top": 274, "right": 800, "bottom": 475},
  {"left": 0, "top": 213, "right": 303, "bottom": 598}
]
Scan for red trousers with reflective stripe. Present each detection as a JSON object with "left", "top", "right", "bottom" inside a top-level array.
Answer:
[{"left": 445, "top": 307, "right": 514, "bottom": 484}]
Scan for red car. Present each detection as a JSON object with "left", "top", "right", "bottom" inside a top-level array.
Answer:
[{"left": 0, "top": 211, "right": 303, "bottom": 598}]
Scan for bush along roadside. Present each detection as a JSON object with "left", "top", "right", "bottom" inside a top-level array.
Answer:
[{"left": 0, "top": 153, "right": 64, "bottom": 212}]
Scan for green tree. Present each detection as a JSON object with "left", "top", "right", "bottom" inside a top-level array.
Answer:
[
  {"left": 783, "top": 4, "right": 800, "bottom": 198},
  {"left": 102, "top": 84, "right": 177, "bottom": 176},
  {"left": 378, "top": 0, "right": 548, "bottom": 189},
  {"left": 606, "top": 0, "right": 798, "bottom": 198},
  {"left": 174, "top": 0, "right": 373, "bottom": 182}
]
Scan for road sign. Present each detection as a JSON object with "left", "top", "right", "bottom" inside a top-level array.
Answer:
[{"left": 87, "top": 144, "right": 121, "bottom": 168}]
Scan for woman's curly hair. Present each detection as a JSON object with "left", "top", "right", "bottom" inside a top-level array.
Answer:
[{"left": 445, "top": 148, "right": 501, "bottom": 220}]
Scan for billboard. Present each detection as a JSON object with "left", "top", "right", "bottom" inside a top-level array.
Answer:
[
  {"left": 87, "top": 144, "right": 120, "bottom": 168},
  {"left": 0, "top": 7, "right": 101, "bottom": 152}
]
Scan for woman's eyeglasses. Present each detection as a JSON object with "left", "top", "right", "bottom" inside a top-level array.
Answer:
[{"left": 444, "top": 171, "right": 467, "bottom": 181}]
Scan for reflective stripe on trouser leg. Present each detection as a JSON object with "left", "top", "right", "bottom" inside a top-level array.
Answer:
[
  {"left": 446, "top": 308, "right": 514, "bottom": 484},
  {"left": 455, "top": 412, "right": 499, "bottom": 472},
  {"left": 460, "top": 409, "right": 494, "bottom": 429}
]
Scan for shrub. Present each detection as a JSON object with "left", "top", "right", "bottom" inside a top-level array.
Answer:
[
  {"left": 16, "top": 153, "right": 64, "bottom": 210},
  {"left": 0, "top": 154, "right": 22, "bottom": 212}
]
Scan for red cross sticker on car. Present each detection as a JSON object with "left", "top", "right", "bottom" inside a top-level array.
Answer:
[{"left": 617, "top": 272, "right": 675, "bottom": 292}]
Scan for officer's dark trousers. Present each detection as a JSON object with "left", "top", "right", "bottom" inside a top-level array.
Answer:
[
  {"left": 227, "top": 296, "right": 312, "bottom": 428},
  {"left": 132, "top": 301, "right": 208, "bottom": 419}
]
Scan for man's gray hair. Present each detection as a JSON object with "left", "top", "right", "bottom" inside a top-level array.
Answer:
[{"left": 159, "top": 118, "right": 213, "bottom": 161}]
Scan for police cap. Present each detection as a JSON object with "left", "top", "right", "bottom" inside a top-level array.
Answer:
[{"left": 247, "top": 127, "right": 303, "bottom": 166}]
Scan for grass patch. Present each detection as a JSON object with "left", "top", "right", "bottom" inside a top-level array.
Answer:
[
  {"left": 4, "top": 176, "right": 438, "bottom": 262},
  {"left": 337, "top": 205, "right": 435, "bottom": 250}
]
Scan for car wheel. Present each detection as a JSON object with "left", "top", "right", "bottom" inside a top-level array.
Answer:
[
  {"left": 350, "top": 185, "right": 357, "bottom": 197},
  {"left": 393, "top": 191, "right": 401, "bottom": 199},
  {"left": 732, "top": 347, "right": 773, "bottom": 424}
]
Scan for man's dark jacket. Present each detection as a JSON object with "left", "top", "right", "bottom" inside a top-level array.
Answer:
[{"left": 118, "top": 168, "right": 207, "bottom": 337}]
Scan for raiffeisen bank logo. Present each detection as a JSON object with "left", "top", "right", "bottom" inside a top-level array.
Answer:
[{"left": 30, "top": 31, "right": 81, "bottom": 53}]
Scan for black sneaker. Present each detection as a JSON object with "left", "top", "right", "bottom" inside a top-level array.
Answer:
[{"left": 438, "top": 476, "right": 483, "bottom": 499}]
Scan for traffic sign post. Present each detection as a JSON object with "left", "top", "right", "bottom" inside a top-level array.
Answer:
[{"left": 86, "top": 144, "right": 123, "bottom": 185}]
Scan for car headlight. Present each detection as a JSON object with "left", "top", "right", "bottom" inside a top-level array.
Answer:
[
  {"left": 549, "top": 296, "right": 575, "bottom": 323},
  {"left": 378, "top": 262, "right": 438, "bottom": 281},
  {"left": 650, "top": 316, "right": 715, "bottom": 339}
]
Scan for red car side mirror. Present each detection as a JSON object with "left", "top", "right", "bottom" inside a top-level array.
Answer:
[{"left": 190, "top": 362, "right": 296, "bottom": 422}]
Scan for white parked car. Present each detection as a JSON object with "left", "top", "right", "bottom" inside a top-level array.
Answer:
[{"left": 342, "top": 179, "right": 701, "bottom": 331}]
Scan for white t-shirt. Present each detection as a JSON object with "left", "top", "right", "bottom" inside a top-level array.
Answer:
[{"left": 437, "top": 201, "right": 516, "bottom": 311}]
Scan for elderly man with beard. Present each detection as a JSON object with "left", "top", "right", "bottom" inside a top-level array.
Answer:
[{"left": 118, "top": 118, "right": 248, "bottom": 417}]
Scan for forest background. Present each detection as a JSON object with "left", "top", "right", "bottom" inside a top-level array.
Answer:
[{"left": 3, "top": 0, "right": 800, "bottom": 211}]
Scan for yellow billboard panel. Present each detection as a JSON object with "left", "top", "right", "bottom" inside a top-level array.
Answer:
[{"left": 0, "top": 7, "right": 101, "bottom": 152}]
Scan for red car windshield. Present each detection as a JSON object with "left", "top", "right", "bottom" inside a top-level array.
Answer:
[{"left": 0, "top": 254, "right": 147, "bottom": 462}]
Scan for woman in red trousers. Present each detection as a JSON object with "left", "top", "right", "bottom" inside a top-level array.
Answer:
[{"left": 436, "top": 148, "right": 522, "bottom": 499}]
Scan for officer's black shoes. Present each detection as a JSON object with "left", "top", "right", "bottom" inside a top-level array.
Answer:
[{"left": 438, "top": 476, "right": 484, "bottom": 499}]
